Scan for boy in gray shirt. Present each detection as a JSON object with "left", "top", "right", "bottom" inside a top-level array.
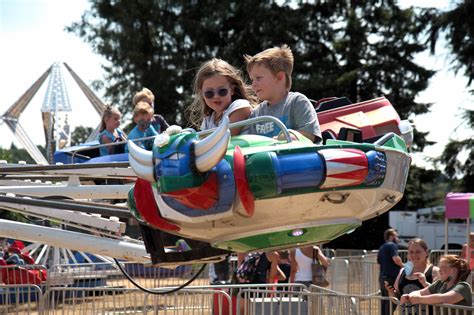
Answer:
[{"left": 244, "top": 45, "right": 321, "bottom": 142}]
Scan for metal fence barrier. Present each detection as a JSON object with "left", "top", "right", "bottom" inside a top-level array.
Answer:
[
  {"left": 47, "top": 261, "right": 209, "bottom": 290},
  {"left": 0, "top": 284, "right": 42, "bottom": 315},
  {"left": 238, "top": 288, "right": 474, "bottom": 315},
  {"left": 326, "top": 257, "right": 380, "bottom": 295},
  {"left": 40, "top": 286, "right": 231, "bottom": 314},
  {"left": 1, "top": 281, "right": 474, "bottom": 314},
  {"left": 1, "top": 249, "right": 472, "bottom": 314}
]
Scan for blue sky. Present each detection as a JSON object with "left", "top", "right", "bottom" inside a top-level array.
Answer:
[{"left": 0, "top": 0, "right": 472, "bottom": 168}]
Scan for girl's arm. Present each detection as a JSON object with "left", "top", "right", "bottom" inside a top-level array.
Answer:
[
  {"left": 276, "top": 265, "right": 286, "bottom": 281},
  {"left": 289, "top": 249, "right": 297, "bottom": 283},
  {"left": 228, "top": 107, "right": 251, "bottom": 136},
  {"left": 409, "top": 291, "right": 465, "bottom": 305},
  {"left": 100, "top": 134, "right": 114, "bottom": 154},
  {"left": 237, "top": 253, "right": 246, "bottom": 267},
  {"left": 266, "top": 251, "right": 280, "bottom": 284},
  {"left": 401, "top": 286, "right": 428, "bottom": 305}
]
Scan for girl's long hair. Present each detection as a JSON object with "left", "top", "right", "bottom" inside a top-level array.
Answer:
[
  {"left": 441, "top": 255, "right": 471, "bottom": 283},
  {"left": 186, "top": 58, "right": 257, "bottom": 129},
  {"left": 100, "top": 105, "right": 120, "bottom": 132}
]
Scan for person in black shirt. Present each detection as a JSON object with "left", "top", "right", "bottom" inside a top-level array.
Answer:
[{"left": 377, "top": 229, "right": 404, "bottom": 314}]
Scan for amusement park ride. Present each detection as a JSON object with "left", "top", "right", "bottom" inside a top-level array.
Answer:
[{"left": 0, "top": 63, "right": 413, "bottom": 272}]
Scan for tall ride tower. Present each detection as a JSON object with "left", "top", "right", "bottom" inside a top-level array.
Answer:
[{"left": 0, "top": 62, "right": 106, "bottom": 164}]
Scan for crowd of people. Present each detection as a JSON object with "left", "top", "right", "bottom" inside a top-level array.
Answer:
[
  {"left": 0, "top": 238, "right": 31, "bottom": 266},
  {"left": 378, "top": 228, "right": 472, "bottom": 314}
]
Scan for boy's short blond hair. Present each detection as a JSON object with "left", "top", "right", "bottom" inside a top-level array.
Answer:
[
  {"left": 133, "top": 101, "right": 154, "bottom": 119},
  {"left": 244, "top": 44, "right": 294, "bottom": 90},
  {"left": 133, "top": 88, "right": 155, "bottom": 106}
]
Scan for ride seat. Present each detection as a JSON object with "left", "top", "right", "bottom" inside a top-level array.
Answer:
[
  {"left": 0, "top": 258, "right": 7, "bottom": 283},
  {"left": 315, "top": 97, "right": 352, "bottom": 113},
  {"left": 321, "top": 130, "right": 337, "bottom": 145},
  {"left": 338, "top": 127, "right": 362, "bottom": 143}
]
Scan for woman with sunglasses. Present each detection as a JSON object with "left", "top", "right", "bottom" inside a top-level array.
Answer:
[{"left": 188, "top": 58, "right": 257, "bottom": 135}]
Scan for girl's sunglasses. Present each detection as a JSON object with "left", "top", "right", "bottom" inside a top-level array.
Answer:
[{"left": 203, "top": 87, "right": 230, "bottom": 99}]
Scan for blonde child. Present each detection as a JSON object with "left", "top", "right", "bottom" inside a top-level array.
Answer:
[
  {"left": 244, "top": 45, "right": 321, "bottom": 142},
  {"left": 98, "top": 105, "right": 126, "bottom": 156},
  {"left": 132, "top": 88, "right": 170, "bottom": 133},
  {"left": 125, "top": 102, "right": 158, "bottom": 152},
  {"left": 187, "top": 58, "right": 257, "bottom": 136}
]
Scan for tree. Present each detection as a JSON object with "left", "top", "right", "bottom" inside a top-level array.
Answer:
[
  {"left": 68, "top": 1, "right": 434, "bottom": 146},
  {"left": 71, "top": 126, "right": 94, "bottom": 146},
  {"left": 426, "top": 1, "right": 474, "bottom": 192},
  {"left": 427, "top": 0, "right": 474, "bottom": 85},
  {"left": 438, "top": 109, "right": 474, "bottom": 191},
  {"left": 0, "top": 148, "right": 12, "bottom": 162}
]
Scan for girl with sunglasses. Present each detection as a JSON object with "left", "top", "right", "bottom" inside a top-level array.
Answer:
[{"left": 188, "top": 58, "right": 257, "bottom": 135}]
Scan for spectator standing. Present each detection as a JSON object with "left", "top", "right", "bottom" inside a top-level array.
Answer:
[
  {"left": 461, "top": 232, "right": 474, "bottom": 271},
  {"left": 378, "top": 228, "right": 404, "bottom": 314},
  {"left": 385, "top": 238, "right": 440, "bottom": 313},
  {"left": 290, "top": 245, "right": 329, "bottom": 287}
]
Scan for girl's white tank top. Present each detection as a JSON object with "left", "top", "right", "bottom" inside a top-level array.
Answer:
[{"left": 294, "top": 248, "right": 313, "bottom": 282}]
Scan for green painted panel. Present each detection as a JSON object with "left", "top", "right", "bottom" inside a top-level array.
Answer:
[
  {"left": 246, "top": 152, "right": 277, "bottom": 198},
  {"left": 159, "top": 173, "right": 206, "bottom": 193},
  {"left": 213, "top": 222, "right": 360, "bottom": 252}
]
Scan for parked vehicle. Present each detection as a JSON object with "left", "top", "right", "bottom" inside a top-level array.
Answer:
[{"left": 389, "top": 206, "right": 469, "bottom": 249}]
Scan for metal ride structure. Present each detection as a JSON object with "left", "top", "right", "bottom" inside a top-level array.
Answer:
[
  {"left": 1, "top": 96, "right": 412, "bottom": 275},
  {"left": 0, "top": 62, "right": 124, "bottom": 271},
  {"left": 0, "top": 62, "right": 105, "bottom": 164}
]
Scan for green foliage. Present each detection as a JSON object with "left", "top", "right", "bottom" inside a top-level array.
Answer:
[
  {"left": 0, "top": 148, "right": 12, "bottom": 162},
  {"left": 0, "top": 144, "right": 45, "bottom": 164},
  {"left": 401, "top": 166, "right": 451, "bottom": 209},
  {"left": 426, "top": 0, "right": 474, "bottom": 192},
  {"left": 426, "top": 0, "right": 474, "bottom": 85},
  {"left": 71, "top": 126, "right": 94, "bottom": 146},
  {"left": 438, "top": 109, "right": 474, "bottom": 192},
  {"left": 0, "top": 210, "right": 27, "bottom": 222}
]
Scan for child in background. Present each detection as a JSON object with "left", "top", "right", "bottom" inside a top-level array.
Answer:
[
  {"left": 132, "top": 87, "right": 170, "bottom": 134},
  {"left": 244, "top": 44, "right": 321, "bottom": 142},
  {"left": 98, "top": 105, "right": 126, "bottom": 156},
  {"left": 187, "top": 58, "right": 257, "bottom": 136},
  {"left": 125, "top": 102, "right": 158, "bottom": 152}
]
